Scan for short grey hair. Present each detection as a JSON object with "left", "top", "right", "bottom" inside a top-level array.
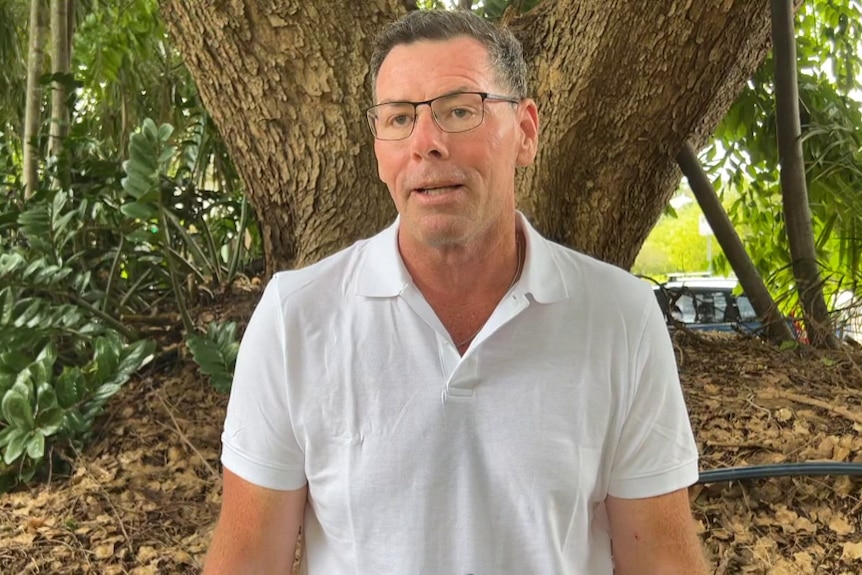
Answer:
[{"left": 369, "top": 10, "right": 528, "bottom": 101}]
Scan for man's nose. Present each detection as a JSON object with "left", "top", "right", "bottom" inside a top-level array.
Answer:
[{"left": 409, "top": 106, "right": 448, "bottom": 159}]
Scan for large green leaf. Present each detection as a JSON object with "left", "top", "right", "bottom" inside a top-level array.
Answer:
[
  {"left": 55, "top": 367, "right": 84, "bottom": 408},
  {"left": 90, "top": 382, "right": 122, "bottom": 405},
  {"left": 25, "top": 433, "right": 44, "bottom": 460},
  {"left": 36, "top": 383, "right": 59, "bottom": 412},
  {"left": 2, "top": 429, "right": 28, "bottom": 464},
  {"left": 112, "top": 339, "right": 155, "bottom": 383},
  {"left": 0, "top": 425, "right": 23, "bottom": 447},
  {"left": 120, "top": 200, "right": 157, "bottom": 220},
  {"left": 93, "top": 335, "right": 121, "bottom": 384},
  {"left": 1, "top": 389, "right": 33, "bottom": 430},
  {"left": 34, "top": 407, "right": 64, "bottom": 436}
]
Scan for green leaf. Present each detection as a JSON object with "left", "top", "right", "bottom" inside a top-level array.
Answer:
[
  {"left": 128, "top": 132, "right": 158, "bottom": 171},
  {"left": 0, "top": 352, "right": 32, "bottom": 373},
  {"left": 157, "top": 123, "right": 175, "bottom": 142},
  {"left": 35, "top": 406, "right": 64, "bottom": 436},
  {"left": 120, "top": 201, "right": 158, "bottom": 220},
  {"left": 0, "top": 287, "right": 14, "bottom": 326},
  {"left": 35, "top": 343, "right": 57, "bottom": 370},
  {"left": 0, "top": 425, "right": 22, "bottom": 447},
  {"left": 2, "top": 390, "right": 34, "bottom": 430},
  {"left": 0, "top": 373, "right": 14, "bottom": 396},
  {"left": 91, "top": 382, "right": 122, "bottom": 405},
  {"left": 142, "top": 118, "right": 159, "bottom": 141},
  {"left": 158, "top": 145, "right": 176, "bottom": 167},
  {"left": 3, "top": 429, "right": 28, "bottom": 464},
  {"left": 94, "top": 336, "right": 121, "bottom": 384},
  {"left": 121, "top": 174, "right": 156, "bottom": 201},
  {"left": 55, "top": 367, "right": 84, "bottom": 408},
  {"left": 113, "top": 339, "right": 155, "bottom": 383},
  {"left": 62, "top": 410, "right": 86, "bottom": 434},
  {"left": 36, "top": 383, "right": 59, "bottom": 412},
  {"left": 25, "top": 433, "right": 44, "bottom": 460}
]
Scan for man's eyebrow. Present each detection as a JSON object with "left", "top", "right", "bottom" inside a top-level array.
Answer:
[{"left": 376, "top": 87, "right": 476, "bottom": 105}]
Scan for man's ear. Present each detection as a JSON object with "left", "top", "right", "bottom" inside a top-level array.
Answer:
[{"left": 515, "top": 99, "right": 539, "bottom": 167}]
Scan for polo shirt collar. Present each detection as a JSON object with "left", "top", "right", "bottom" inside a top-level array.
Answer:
[
  {"left": 355, "top": 218, "right": 411, "bottom": 297},
  {"left": 517, "top": 212, "right": 569, "bottom": 304},
  {"left": 355, "top": 212, "right": 570, "bottom": 303}
]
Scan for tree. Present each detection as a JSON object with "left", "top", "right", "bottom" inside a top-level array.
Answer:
[
  {"left": 160, "top": 1, "right": 774, "bottom": 277},
  {"left": 22, "top": 0, "right": 47, "bottom": 199},
  {"left": 48, "top": 0, "right": 73, "bottom": 190},
  {"left": 772, "top": 0, "right": 838, "bottom": 347},
  {"left": 678, "top": 142, "right": 795, "bottom": 343}
]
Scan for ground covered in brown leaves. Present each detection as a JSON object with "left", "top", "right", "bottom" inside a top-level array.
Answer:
[{"left": 3, "top": 291, "right": 862, "bottom": 574}]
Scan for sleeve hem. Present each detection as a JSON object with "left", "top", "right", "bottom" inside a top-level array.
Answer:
[
  {"left": 221, "top": 441, "right": 307, "bottom": 491},
  {"left": 608, "top": 457, "right": 699, "bottom": 499}
]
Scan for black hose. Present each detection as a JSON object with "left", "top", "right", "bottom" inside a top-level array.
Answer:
[{"left": 697, "top": 461, "right": 862, "bottom": 484}]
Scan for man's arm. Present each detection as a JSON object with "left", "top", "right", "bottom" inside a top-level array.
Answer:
[
  {"left": 606, "top": 488, "right": 709, "bottom": 575},
  {"left": 203, "top": 468, "right": 307, "bottom": 575}
]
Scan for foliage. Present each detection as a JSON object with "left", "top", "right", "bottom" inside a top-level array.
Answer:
[
  {"left": 120, "top": 117, "right": 257, "bottom": 330},
  {"left": 0, "top": 0, "right": 259, "bottom": 490},
  {"left": 702, "top": 0, "right": 862, "bottom": 315},
  {"left": 0, "top": 335, "right": 154, "bottom": 493},
  {"left": 185, "top": 321, "right": 240, "bottom": 393},
  {"left": 0, "top": 0, "right": 26, "bottom": 131}
]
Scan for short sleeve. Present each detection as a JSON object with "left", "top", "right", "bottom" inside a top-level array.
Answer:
[
  {"left": 608, "top": 295, "right": 699, "bottom": 498},
  {"left": 220, "top": 277, "right": 307, "bottom": 490}
]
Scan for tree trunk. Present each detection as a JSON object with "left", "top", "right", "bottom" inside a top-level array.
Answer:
[
  {"left": 23, "top": 0, "right": 48, "bottom": 200},
  {"left": 48, "top": 0, "right": 73, "bottom": 190},
  {"left": 160, "top": 1, "right": 403, "bottom": 274},
  {"left": 161, "top": 1, "right": 774, "bottom": 277},
  {"left": 772, "top": 0, "right": 838, "bottom": 348},
  {"left": 677, "top": 142, "right": 795, "bottom": 344}
]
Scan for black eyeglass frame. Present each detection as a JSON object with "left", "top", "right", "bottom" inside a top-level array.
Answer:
[{"left": 365, "top": 91, "right": 521, "bottom": 141}]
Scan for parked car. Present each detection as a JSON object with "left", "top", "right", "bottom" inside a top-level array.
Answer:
[{"left": 648, "top": 275, "right": 764, "bottom": 333}]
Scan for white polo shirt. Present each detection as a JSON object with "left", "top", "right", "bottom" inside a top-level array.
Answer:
[{"left": 221, "top": 214, "right": 699, "bottom": 575}]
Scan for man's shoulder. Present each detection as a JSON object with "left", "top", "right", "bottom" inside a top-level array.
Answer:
[
  {"left": 268, "top": 236, "right": 375, "bottom": 302},
  {"left": 543, "top": 239, "right": 650, "bottom": 295}
]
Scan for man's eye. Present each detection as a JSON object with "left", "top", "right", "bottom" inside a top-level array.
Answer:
[
  {"left": 440, "top": 105, "right": 478, "bottom": 121},
  {"left": 388, "top": 114, "right": 413, "bottom": 126}
]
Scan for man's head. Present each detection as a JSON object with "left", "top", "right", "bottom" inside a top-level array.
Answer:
[
  {"left": 368, "top": 10, "right": 538, "bottom": 250},
  {"left": 370, "top": 10, "right": 528, "bottom": 102}
]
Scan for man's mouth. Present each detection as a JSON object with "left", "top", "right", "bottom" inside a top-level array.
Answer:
[{"left": 416, "top": 184, "right": 461, "bottom": 195}]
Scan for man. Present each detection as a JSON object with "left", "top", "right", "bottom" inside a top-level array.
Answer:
[{"left": 204, "top": 9, "right": 708, "bottom": 575}]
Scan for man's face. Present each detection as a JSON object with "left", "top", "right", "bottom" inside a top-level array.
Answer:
[{"left": 372, "top": 36, "right": 538, "bottom": 249}]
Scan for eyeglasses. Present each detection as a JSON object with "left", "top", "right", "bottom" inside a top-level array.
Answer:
[{"left": 365, "top": 91, "right": 521, "bottom": 141}]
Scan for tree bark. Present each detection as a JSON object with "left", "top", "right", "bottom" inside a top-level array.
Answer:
[
  {"left": 677, "top": 142, "right": 795, "bottom": 343},
  {"left": 772, "top": 0, "right": 838, "bottom": 348},
  {"left": 161, "top": 1, "right": 774, "bottom": 276},
  {"left": 49, "top": 0, "right": 73, "bottom": 190},
  {"left": 513, "top": 0, "right": 773, "bottom": 268},
  {"left": 23, "top": 0, "right": 48, "bottom": 200}
]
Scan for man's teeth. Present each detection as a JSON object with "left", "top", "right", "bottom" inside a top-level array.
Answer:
[{"left": 420, "top": 186, "right": 455, "bottom": 195}]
